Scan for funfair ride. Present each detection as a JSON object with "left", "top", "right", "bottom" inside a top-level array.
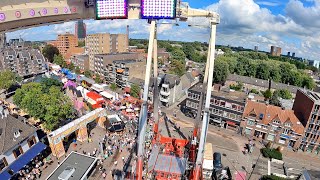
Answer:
[{"left": 135, "top": 1, "right": 220, "bottom": 180}]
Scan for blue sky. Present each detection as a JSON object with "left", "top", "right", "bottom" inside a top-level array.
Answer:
[{"left": 7, "top": 0, "right": 320, "bottom": 60}]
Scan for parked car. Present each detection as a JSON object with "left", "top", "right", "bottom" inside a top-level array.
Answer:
[{"left": 213, "top": 152, "right": 223, "bottom": 171}]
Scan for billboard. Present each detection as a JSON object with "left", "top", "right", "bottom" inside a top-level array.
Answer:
[
  {"left": 96, "top": 0, "right": 128, "bottom": 19},
  {"left": 141, "top": 0, "right": 177, "bottom": 19}
]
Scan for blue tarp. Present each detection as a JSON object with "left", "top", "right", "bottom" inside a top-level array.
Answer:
[
  {"left": 280, "top": 134, "right": 290, "bottom": 139},
  {"left": 0, "top": 142, "right": 47, "bottom": 180}
]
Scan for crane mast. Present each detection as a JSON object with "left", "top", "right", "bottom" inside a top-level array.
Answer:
[{"left": 135, "top": 2, "right": 219, "bottom": 179}]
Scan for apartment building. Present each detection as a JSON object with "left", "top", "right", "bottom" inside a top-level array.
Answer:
[
  {"left": 70, "top": 54, "right": 89, "bottom": 71},
  {"left": 241, "top": 101, "right": 304, "bottom": 149},
  {"left": 292, "top": 89, "right": 320, "bottom": 153},
  {"left": 56, "top": 33, "right": 78, "bottom": 58},
  {"left": 0, "top": 112, "right": 46, "bottom": 179},
  {"left": 0, "top": 48, "right": 47, "bottom": 77},
  {"left": 86, "top": 33, "right": 128, "bottom": 71},
  {"left": 183, "top": 83, "right": 247, "bottom": 130},
  {"left": 158, "top": 74, "right": 183, "bottom": 107},
  {"left": 94, "top": 52, "right": 145, "bottom": 83}
]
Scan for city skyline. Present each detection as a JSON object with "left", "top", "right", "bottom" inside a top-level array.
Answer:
[{"left": 6, "top": 0, "right": 320, "bottom": 60}]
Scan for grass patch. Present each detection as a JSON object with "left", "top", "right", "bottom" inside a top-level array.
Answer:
[{"left": 260, "top": 148, "right": 283, "bottom": 160}]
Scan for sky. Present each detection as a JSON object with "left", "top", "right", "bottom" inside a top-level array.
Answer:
[{"left": 6, "top": 0, "right": 320, "bottom": 60}]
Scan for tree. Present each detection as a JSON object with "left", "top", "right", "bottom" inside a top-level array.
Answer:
[
  {"left": 302, "top": 75, "right": 316, "bottom": 90},
  {"left": 274, "top": 89, "right": 292, "bottom": 99},
  {"left": 78, "top": 41, "right": 85, "bottom": 47},
  {"left": 213, "top": 60, "right": 229, "bottom": 84},
  {"left": 74, "top": 67, "right": 81, "bottom": 74},
  {"left": 110, "top": 83, "right": 118, "bottom": 91},
  {"left": 13, "top": 81, "right": 74, "bottom": 131},
  {"left": 84, "top": 70, "right": 92, "bottom": 78},
  {"left": 42, "top": 45, "right": 60, "bottom": 63},
  {"left": 169, "top": 60, "right": 186, "bottom": 77},
  {"left": 53, "top": 54, "right": 67, "bottom": 68},
  {"left": 171, "top": 48, "right": 186, "bottom": 62},
  {"left": 269, "top": 66, "right": 281, "bottom": 82},
  {"left": 40, "top": 78, "right": 62, "bottom": 93},
  {"left": 256, "top": 62, "right": 270, "bottom": 80},
  {"left": 263, "top": 89, "right": 272, "bottom": 99},
  {"left": 245, "top": 62, "right": 257, "bottom": 77},
  {"left": 130, "top": 84, "right": 141, "bottom": 98},
  {"left": 0, "top": 70, "right": 16, "bottom": 91},
  {"left": 95, "top": 74, "right": 104, "bottom": 83},
  {"left": 220, "top": 56, "right": 237, "bottom": 74}
]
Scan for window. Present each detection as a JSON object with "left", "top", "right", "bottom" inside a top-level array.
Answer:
[
  {"left": 271, "top": 125, "right": 278, "bottom": 131},
  {"left": 273, "top": 119, "right": 280, "bottom": 124},
  {"left": 284, "top": 122, "right": 291, "bottom": 127},
  {"left": 247, "top": 120, "right": 255, "bottom": 126},
  {"left": 220, "top": 101, "right": 226, "bottom": 107},
  {"left": 28, "top": 136, "right": 36, "bottom": 147},
  {"left": 13, "top": 146, "right": 23, "bottom": 158},
  {"left": 283, "top": 128, "right": 290, "bottom": 135},
  {"left": 245, "top": 128, "right": 252, "bottom": 135},
  {"left": 0, "top": 158, "right": 8, "bottom": 171}
]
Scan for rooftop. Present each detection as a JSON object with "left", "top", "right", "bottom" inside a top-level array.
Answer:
[
  {"left": 227, "top": 74, "right": 298, "bottom": 93},
  {"left": 189, "top": 83, "right": 247, "bottom": 103},
  {"left": 46, "top": 152, "right": 97, "bottom": 180},
  {"left": 0, "top": 114, "right": 36, "bottom": 154},
  {"left": 243, "top": 100, "right": 304, "bottom": 134},
  {"left": 113, "top": 59, "right": 140, "bottom": 64},
  {"left": 298, "top": 88, "right": 320, "bottom": 103}
]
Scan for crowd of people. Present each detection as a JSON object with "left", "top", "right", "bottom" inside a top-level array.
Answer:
[{"left": 15, "top": 151, "right": 53, "bottom": 180}]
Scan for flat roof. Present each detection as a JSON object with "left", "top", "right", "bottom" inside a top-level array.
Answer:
[
  {"left": 189, "top": 83, "right": 247, "bottom": 103},
  {"left": 46, "top": 152, "right": 97, "bottom": 180}
]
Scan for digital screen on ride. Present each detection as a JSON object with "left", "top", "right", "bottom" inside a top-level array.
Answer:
[
  {"left": 141, "top": 0, "right": 177, "bottom": 19},
  {"left": 96, "top": 0, "right": 128, "bottom": 19}
]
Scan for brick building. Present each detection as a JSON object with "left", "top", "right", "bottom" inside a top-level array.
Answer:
[
  {"left": 183, "top": 83, "right": 248, "bottom": 129},
  {"left": 56, "top": 33, "right": 78, "bottom": 58},
  {"left": 293, "top": 89, "right": 320, "bottom": 153},
  {"left": 86, "top": 33, "right": 128, "bottom": 71},
  {"left": 241, "top": 101, "right": 304, "bottom": 149}
]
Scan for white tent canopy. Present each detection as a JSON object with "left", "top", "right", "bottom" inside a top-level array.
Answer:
[{"left": 100, "top": 91, "right": 115, "bottom": 99}]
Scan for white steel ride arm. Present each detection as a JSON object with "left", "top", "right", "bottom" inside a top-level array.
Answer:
[
  {"left": 178, "top": 2, "right": 220, "bottom": 23},
  {"left": 136, "top": 20, "right": 156, "bottom": 180},
  {"left": 194, "top": 20, "right": 219, "bottom": 180}
]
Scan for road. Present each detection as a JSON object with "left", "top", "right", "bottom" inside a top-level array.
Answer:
[{"left": 161, "top": 104, "right": 320, "bottom": 179}]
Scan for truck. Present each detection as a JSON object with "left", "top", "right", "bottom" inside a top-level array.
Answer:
[{"left": 203, "top": 143, "right": 214, "bottom": 179}]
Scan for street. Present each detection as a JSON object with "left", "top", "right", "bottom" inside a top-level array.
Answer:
[{"left": 161, "top": 104, "right": 320, "bottom": 179}]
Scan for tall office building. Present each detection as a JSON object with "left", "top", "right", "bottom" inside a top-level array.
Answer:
[
  {"left": 270, "top": 46, "right": 282, "bottom": 56},
  {"left": 75, "top": 20, "right": 86, "bottom": 39},
  {"left": 86, "top": 33, "right": 128, "bottom": 71}
]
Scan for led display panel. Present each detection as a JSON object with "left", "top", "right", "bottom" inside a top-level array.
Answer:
[
  {"left": 141, "top": 0, "right": 177, "bottom": 19},
  {"left": 96, "top": 0, "right": 128, "bottom": 19}
]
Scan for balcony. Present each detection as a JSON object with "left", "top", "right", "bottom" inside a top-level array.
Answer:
[{"left": 160, "top": 90, "right": 170, "bottom": 96}]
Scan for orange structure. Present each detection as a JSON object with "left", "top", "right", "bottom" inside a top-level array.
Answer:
[{"left": 86, "top": 91, "right": 105, "bottom": 109}]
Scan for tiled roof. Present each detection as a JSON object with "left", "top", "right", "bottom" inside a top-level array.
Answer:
[
  {"left": 243, "top": 101, "right": 304, "bottom": 134},
  {"left": 0, "top": 114, "right": 36, "bottom": 154}
]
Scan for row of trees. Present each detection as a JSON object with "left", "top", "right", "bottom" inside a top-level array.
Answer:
[
  {"left": 216, "top": 52, "right": 315, "bottom": 89},
  {"left": 13, "top": 79, "right": 75, "bottom": 131}
]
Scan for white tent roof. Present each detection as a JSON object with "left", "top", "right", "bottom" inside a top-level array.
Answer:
[{"left": 100, "top": 91, "right": 114, "bottom": 99}]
